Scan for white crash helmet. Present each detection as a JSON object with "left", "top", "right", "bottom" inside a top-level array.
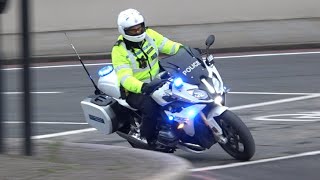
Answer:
[{"left": 117, "top": 9, "right": 146, "bottom": 42}]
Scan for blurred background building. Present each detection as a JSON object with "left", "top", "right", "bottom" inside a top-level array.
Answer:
[{"left": 1, "top": 0, "right": 320, "bottom": 63}]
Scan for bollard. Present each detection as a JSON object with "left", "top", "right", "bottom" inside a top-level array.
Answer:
[
  {"left": 20, "top": 0, "right": 32, "bottom": 156},
  {"left": 0, "top": 17, "right": 4, "bottom": 154},
  {"left": 0, "top": 0, "right": 8, "bottom": 154}
]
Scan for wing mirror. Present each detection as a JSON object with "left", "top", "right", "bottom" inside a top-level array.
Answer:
[
  {"left": 204, "top": 35, "right": 216, "bottom": 65},
  {"left": 205, "top": 35, "right": 215, "bottom": 48}
]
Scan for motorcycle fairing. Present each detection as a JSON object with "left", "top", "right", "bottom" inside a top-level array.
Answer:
[
  {"left": 160, "top": 47, "right": 207, "bottom": 85},
  {"left": 164, "top": 104, "right": 206, "bottom": 136}
]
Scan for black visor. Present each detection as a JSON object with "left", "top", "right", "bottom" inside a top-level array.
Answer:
[{"left": 124, "top": 22, "right": 146, "bottom": 36}]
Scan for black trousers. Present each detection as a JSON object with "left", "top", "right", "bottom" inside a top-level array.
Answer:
[{"left": 126, "top": 92, "right": 160, "bottom": 141}]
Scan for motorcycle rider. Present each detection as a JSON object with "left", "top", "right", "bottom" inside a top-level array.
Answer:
[{"left": 111, "top": 8, "right": 182, "bottom": 148}]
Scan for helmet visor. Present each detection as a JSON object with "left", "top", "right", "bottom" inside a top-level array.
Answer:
[{"left": 124, "top": 23, "right": 145, "bottom": 36}]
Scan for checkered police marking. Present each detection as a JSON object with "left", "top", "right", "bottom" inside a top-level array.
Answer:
[{"left": 89, "top": 114, "right": 105, "bottom": 123}]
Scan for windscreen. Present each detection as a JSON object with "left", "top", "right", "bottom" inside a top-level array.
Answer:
[{"left": 160, "top": 47, "right": 208, "bottom": 85}]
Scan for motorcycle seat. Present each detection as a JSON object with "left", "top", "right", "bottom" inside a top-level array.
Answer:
[{"left": 115, "top": 98, "right": 138, "bottom": 111}]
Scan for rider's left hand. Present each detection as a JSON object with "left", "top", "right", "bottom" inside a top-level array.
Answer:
[{"left": 141, "top": 79, "right": 167, "bottom": 95}]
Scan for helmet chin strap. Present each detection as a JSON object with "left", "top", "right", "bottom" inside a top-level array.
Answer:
[{"left": 123, "top": 38, "right": 144, "bottom": 49}]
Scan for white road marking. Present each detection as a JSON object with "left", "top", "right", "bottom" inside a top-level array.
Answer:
[
  {"left": 30, "top": 93, "right": 320, "bottom": 139},
  {"left": 31, "top": 128, "right": 96, "bottom": 140},
  {"left": 253, "top": 112, "right": 320, "bottom": 122},
  {"left": 4, "top": 121, "right": 88, "bottom": 125},
  {"left": 190, "top": 150, "right": 320, "bottom": 171},
  {"left": 215, "top": 51, "right": 320, "bottom": 59},
  {"left": 1, "top": 92, "right": 63, "bottom": 95},
  {"left": 229, "top": 91, "right": 314, "bottom": 95},
  {"left": 25, "top": 91, "right": 320, "bottom": 172},
  {"left": 190, "top": 93, "right": 320, "bottom": 171},
  {"left": 2, "top": 50, "right": 320, "bottom": 71},
  {"left": 229, "top": 94, "right": 320, "bottom": 111},
  {"left": 2, "top": 63, "right": 107, "bottom": 71}
]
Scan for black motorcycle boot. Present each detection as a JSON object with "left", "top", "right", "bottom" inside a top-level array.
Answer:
[
  {"left": 157, "top": 125, "right": 179, "bottom": 147},
  {"left": 147, "top": 138, "right": 158, "bottom": 148}
]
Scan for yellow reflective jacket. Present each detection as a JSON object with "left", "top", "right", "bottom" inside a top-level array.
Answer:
[{"left": 111, "top": 28, "right": 182, "bottom": 93}]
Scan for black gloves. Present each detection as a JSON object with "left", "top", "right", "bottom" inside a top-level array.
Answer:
[{"left": 141, "top": 78, "right": 167, "bottom": 95}]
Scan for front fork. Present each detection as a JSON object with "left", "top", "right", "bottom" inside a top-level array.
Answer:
[{"left": 200, "top": 104, "right": 228, "bottom": 144}]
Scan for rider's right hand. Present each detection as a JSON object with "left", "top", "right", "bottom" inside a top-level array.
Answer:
[{"left": 141, "top": 79, "right": 167, "bottom": 95}]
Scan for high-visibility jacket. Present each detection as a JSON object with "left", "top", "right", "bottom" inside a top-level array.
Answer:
[{"left": 111, "top": 28, "right": 181, "bottom": 93}]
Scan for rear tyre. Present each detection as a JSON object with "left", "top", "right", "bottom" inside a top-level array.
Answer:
[{"left": 216, "top": 110, "right": 255, "bottom": 161}]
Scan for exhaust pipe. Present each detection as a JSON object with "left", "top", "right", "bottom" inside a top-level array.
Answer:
[
  {"left": 177, "top": 142, "right": 206, "bottom": 154},
  {"left": 116, "top": 131, "right": 150, "bottom": 149}
]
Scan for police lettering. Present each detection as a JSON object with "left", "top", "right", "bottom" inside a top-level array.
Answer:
[{"left": 182, "top": 61, "right": 201, "bottom": 75}]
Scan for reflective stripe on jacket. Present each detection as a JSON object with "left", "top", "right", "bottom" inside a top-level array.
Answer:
[{"left": 111, "top": 28, "right": 181, "bottom": 93}]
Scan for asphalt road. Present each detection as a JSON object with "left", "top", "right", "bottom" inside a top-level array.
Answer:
[{"left": 1, "top": 50, "right": 320, "bottom": 179}]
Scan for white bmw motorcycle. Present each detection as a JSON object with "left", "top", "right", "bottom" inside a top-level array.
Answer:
[{"left": 80, "top": 35, "right": 255, "bottom": 160}]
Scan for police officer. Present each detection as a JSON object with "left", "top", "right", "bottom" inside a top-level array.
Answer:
[{"left": 112, "top": 8, "right": 182, "bottom": 147}]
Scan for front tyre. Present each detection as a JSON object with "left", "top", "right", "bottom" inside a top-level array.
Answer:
[{"left": 215, "top": 110, "right": 255, "bottom": 161}]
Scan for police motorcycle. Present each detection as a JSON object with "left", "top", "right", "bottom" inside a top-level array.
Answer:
[{"left": 80, "top": 35, "right": 255, "bottom": 160}]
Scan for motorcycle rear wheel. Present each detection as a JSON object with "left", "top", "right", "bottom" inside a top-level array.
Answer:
[{"left": 216, "top": 110, "right": 255, "bottom": 161}]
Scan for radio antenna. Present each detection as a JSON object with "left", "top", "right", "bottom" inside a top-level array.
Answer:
[{"left": 64, "top": 32, "right": 101, "bottom": 95}]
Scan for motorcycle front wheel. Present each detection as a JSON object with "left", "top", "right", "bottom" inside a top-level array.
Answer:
[{"left": 215, "top": 110, "right": 255, "bottom": 161}]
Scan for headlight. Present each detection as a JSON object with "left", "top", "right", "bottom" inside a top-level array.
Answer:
[
  {"left": 214, "top": 96, "right": 223, "bottom": 105},
  {"left": 187, "top": 89, "right": 209, "bottom": 100},
  {"left": 207, "top": 54, "right": 214, "bottom": 62}
]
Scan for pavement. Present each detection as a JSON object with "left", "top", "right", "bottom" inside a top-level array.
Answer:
[{"left": 0, "top": 139, "right": 191, "bottom": 180}]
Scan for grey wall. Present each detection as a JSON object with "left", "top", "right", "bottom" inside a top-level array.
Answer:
[{"left": 1, "top": 0, "right": 320, "bottom": 59}]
